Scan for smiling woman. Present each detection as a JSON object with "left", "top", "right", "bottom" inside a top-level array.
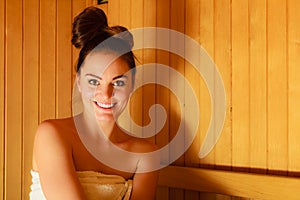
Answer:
[
  {"left": 77, "top": 53, "right": 134, "bottom": 123},
  {"left": 29, "top": 6, "right": 159, "bottom": 200}
]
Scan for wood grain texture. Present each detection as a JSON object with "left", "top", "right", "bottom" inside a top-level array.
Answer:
[
  {"left": 22, "top": 0, "right": 39, "bottom": 199},
  {"left": 199, "top": 0, "right": 215, "bottom": 167},
  {"left": 158, "top": 166, "right": 300, "bottom": 200},
  {"left": 56, "top": 0, "right": 72, "bottom": 118},
  {"left": 267, "top": 0, "right": 288, "bottom": 174},
  {"left": 155, "top": 0, "right": 171, "bottom": 199},
  {"left": 249, "top": 0, "right": 267, "bottom": 172},
  {"left": 231, "top": 0, "right": 250, "bottom": 170},
  {"left": 5, "top": 0, "right": 23, "bottom": 198},
  {"left": 39, "top": 0, "right": 56, "bottom": 122},
  {"left": 0, "top": 0, "right": 4, "bottom": 198},
  {"left": 107, "top": 0, "right": 119, "bottom": 25},
  {"left": 130, "top": 0, "right": 143, "bottom": 136},
  {"left": 213, "top": 0, "right": 232, "bottom": 169},
  {"left": 287, "top": 0, "right": 300, "bottom": 174},
  {"left": 169, "top": 0, "right": 185, "bottom": 199}
]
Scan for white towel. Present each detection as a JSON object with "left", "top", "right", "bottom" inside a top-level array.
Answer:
[{"left": 29, "top": 170, "right": 132, "bottom": 200}]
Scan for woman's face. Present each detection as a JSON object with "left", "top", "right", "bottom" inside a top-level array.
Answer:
[{"left": 77, "top": 51, "right": 133, "bottom": 122}]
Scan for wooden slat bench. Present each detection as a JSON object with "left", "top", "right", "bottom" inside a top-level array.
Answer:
[{"left": 158, "top": 166, "right": 300, "bottom": 200}]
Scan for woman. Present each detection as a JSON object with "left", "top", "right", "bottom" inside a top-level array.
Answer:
[{"left": 30, "top": 7, "right": 159, "bottom": 200}]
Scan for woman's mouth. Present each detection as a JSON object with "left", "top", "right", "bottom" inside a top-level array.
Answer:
[{"left": 93, "top": 101, "right": 116, "bottom": 109}]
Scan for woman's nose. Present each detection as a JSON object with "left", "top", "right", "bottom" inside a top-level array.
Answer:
[{"left": 96, "top": 84, "right": 114, "bottom": 99}]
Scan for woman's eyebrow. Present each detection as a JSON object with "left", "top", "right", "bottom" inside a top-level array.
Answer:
[
  {"left": 85, "top": 73, "right": 101, "bottom": 79},
  {"left": 85, "top": 73, "right": 128, "bottom": 80},
  {"left": 112, "top": 74, "right": 128, "bottom": 80}
]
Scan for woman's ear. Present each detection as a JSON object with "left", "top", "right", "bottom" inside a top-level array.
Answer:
[{"left": 76, "top": 74, "right": 82, "bottom": 93}]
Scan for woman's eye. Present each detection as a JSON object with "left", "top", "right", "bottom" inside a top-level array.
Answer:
[
  {"left": 88, "top": 79, "right": 100, "bottom": 86},
  {"left": 113, "top": 80, "right": 125, "bottom": 87}
]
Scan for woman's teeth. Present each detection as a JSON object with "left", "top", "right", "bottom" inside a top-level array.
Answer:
[{"left": 96, "top": 101, "right": 115, "bottom": 109}]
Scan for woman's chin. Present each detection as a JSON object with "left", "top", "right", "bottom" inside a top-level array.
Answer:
[{"left": 95, "top": 113, "right": 116, "bottom": 122}]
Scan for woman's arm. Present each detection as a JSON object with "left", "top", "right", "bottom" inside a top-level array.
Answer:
[
  {"left": 130, "top": 170, "right": 159, "bottom": 200},
  {"left": 33, "top": 120, "right": 86, "bottom": 200},
  {"left": 129, "top": 139, "right": 160, "bottom": 200}
]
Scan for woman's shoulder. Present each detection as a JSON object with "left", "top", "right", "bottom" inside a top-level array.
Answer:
[
  {"left": 39, "top": 117, "right": 74, "bottom": 127},
  {"left": 37, "top": 117, "right": 75, "bottom": 133},
  {"left": 35, "top": 117, "right": 76, "bottom": 145},
  {"left": 32, "top": 117, "right": 76, "bottom": 170}
]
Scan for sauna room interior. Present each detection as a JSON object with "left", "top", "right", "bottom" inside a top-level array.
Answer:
[{"left": 1, "top": 0, "right": 300, "bottom": 199}]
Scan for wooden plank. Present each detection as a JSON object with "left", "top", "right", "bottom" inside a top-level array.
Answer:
[
  {"left": 72, "top": 0, "right": 86, "bottom": 18},
  {"left": 85, "top": 0, "right": 95, "bottom": 7},
  {"left": 130, "top": 0, "right": 143, "bottom": 136},
  {"left": 248, "top": 0, "right": 267, "bottom": 172},
  {"left": 107, "top": 0, "right": 119, "bottom": 26},
  {"left": 169, "top": 0, "right": 185, "bottom": 165},
  {"left": 71, "top": 0, "right": 86, "bottom": 83},
  {"left": 57, "top": 0, "right": 72, "bottom": 118},
  {"left": 199, "top": 0, "right": 215, "bottom": 167},
  {"left": 155, "top": 0, "right": 170, "bottom": 199},
  {"left": 231, "top": 0, "right": 250, "bottom": 170},
  {"left": 22, "top": 0, "right": 39, "bottom": 199},
  {"left": 156, "top": 186, "right": 169, "bottom": 200},
  {"left": 158, "top": 166, "right": 300, "bottom": 200},
  {"left": 5, "top": 0, "right": 23, "bottom": 198},
  {"left": 143, "top": 0, "right": 156, "bottom": 143},
  {"left": 0, "top": 0, "right": 5, "bottom": 198},
  {"left": 200, "top": 192, "right": 217, "bottom": 200},
  {"left": 40, "top": 0, "right": 57, "bottom": 122},
  {"left": 267, "top": 0, "right": 288, "bottom": 174},
  {"left": 287, "top": 0, "right": 300, "bottom": 174},
  {"left": 213, "top": 0, "right": 232, "bottom": 169},
  {"left": 184, "top": 0, "right": 201, "bottom": 168},
  {"left": 169, "top": 0, "right": 185, "bottom": 199},
  {"left": 216, "top": 194, "right": 232, "bottom": 200},
  {"left": 184, "top": 0, "right": 201, "bottom": 199},
  {"left": 119, "top": 0, "right": 131, "bottom": 28}
]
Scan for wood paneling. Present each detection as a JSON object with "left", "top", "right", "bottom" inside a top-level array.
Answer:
[
  {"left": 23, "top": 0, "right": 39, "bottom": 198},
  {"left": 249, "top": 0, "right": 267, "bottom": 172},
  {"left": 267, "top": 0, "right": 288, "bottom": 175},
  {"left": 56, "top": 0, "right": 72, "bottom": 118},
  {"left": 5, "top": 0, "right": 23, "bottom": 199},
  {"left": 0, "top": 0, "right": 5, "bottom": 198},
  {"left": 1, "top": 0, "right": 300, "bottom": 199},
  {"left": 184, "top": 1, "right": 200, "bottom": 200},
  {"left": 199, "top": 0, "right": 215, "bottom": 167},
  {"left": 232, "top": 0, "right": 250, "bottom": 171},
  {"left": 214, "top": 0, "right": 232, "bottom": 169},
  {"left": 169, "top": 0, "right": 185, "bottom": 199},
  {"left": 155, "top": 0, "right": 171, "bottom": 199},
  {"left": 40, "top": 0, "right": 56, "bottom": 122},
  {"left": 288, "top": 0, "right": 300, "bottom": 175}
]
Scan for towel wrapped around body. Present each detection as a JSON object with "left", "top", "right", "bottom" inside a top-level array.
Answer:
[{"left": 29, "top": 170, "right": 132, "bottom": 200}]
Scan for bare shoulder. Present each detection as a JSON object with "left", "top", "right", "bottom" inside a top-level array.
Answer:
[
  {"left": 34, "top": 118, "right": 73, "bottom": 144},
  {"left": 32, "top": 118, "right": 75, "bottom": 170},
  {"left": 35, "top": 117, "right": 75, "bottom": 137}
]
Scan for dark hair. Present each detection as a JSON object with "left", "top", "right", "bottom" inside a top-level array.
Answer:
[{"left": 71, "top": 7, "right": 136, "bottom": 77}]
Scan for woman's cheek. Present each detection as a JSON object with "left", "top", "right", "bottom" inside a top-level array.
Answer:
[
  {"left": 114, "top": 88, "right": 131, "bottom": 101},
  {"left": 81, "top": 87, "right": 96, "bottom": 101}
]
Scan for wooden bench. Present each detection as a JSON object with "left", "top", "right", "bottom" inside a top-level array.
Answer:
[{"left": 158, "top": 166, "right": 300, "bottom": 200}]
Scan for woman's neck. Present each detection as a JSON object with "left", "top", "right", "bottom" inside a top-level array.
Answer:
[{"left": 78, "top": 111, "right": 125, "bottom": 143}]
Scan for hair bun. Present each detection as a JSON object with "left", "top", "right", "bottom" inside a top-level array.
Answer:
[{"left": 72, "top": 7, "right": 108, "bottom": 49}]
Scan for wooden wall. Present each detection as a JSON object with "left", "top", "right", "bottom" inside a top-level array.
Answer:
[{"left": 0, "top": 0, "right": 300, "bottom": 199}]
